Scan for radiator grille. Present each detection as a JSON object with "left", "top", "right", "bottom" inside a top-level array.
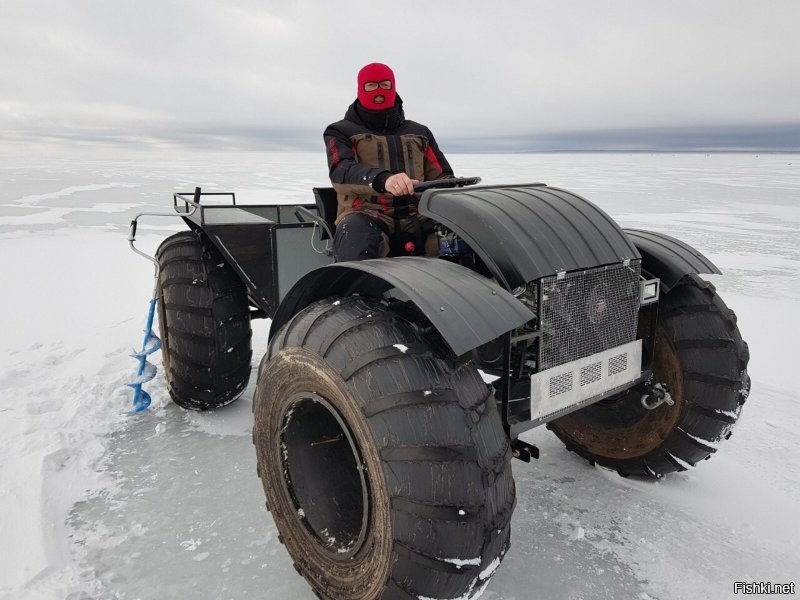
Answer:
[{"left": 539, "top": 262, "right": 641, "bottom": 370}]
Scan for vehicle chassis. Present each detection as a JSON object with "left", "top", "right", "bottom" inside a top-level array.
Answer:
[{"left": 146, "top": 183, "right": 712, "bottom": 453}]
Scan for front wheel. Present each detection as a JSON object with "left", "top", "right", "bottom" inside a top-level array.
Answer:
[
  {"left": 549, "top": 274, "right": 750, "bottom": 478},
  {"left": 254, "top": 296, "right": 515, "bottom": 600}
]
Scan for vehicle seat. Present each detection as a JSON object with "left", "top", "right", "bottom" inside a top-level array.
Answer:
[{"left": 312, "top": 187, "right": 338, "bottom": 241}]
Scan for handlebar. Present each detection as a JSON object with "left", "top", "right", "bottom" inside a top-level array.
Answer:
[{"left": 413, "top": 177, "right": 482, "bottom": 193}]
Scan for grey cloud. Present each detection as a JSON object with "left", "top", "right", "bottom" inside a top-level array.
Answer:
[{"left": 1, "top": 0, "right": 798, "bottom": 151}]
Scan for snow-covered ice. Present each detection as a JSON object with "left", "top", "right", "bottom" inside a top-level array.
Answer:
[{"left": 1, "top": 151, "right": 798, "bottom": 599}]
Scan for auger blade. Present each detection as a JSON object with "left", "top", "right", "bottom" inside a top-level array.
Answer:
[
  {"left": 143, "top": 331, "right": 162, "bottom": 354},
  {"left": 131, "top": 335, "right": 161, "bottom": 359},
  {"left": 129, "top": 388, "right": 152, "bottom": 413},
  {"left": 131, "top": 361, "right": 157, "bottom": 385}
]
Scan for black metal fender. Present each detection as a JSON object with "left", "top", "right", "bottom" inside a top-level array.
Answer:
[
  {"left": 419, "top": 184, "right": 641, "bottom": 290},
  {"left": 269, "top": 256, "right": 534, "bottom": 357},
  {"left": 623, "top": 228, "right": 721, "bottom": 291}
]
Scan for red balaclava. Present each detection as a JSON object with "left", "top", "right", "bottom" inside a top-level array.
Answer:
[{"left": 357, "top": 63, "right": 396, "bottom": 110}]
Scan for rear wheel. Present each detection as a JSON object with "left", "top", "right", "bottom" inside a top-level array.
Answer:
[
  {"left": 549, "top": 274, "right": 750, "bottom": 478},
  {"left": 254, "top": 296, "right": 515, "bottom": 600},
  {"left": 155, "top": 230, "right": 252, "bottom": 410}
]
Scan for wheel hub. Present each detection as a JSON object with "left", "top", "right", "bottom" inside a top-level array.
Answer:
[{"left": 279, "top": 393, "right": 370, "bottom": 560}]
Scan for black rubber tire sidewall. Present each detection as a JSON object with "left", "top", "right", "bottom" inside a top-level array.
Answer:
[
  {"left": 254, "top": 296, "right": 516, "bottom": 600},
  {"left": 256, "top": 347, "right": 393, "bottom": 599}
]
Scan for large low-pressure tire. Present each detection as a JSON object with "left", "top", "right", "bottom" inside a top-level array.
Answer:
[
  {"left": 155, "top": 230, "right": 252, "bottom": 410},
  {"left": 253, "top": 296, "right": 515, "bottom": 600},
  {"left": 549, "top": 274, "right": 750, "bottom": 478}
]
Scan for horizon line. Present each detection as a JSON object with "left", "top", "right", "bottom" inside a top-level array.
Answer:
[{"left": 2, "top": 122, "right": 799, "bottom": 154}]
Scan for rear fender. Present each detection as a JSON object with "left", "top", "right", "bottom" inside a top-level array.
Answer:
[
  {"left": 270, "top": 257, "right": 534, "bottom": 357},
  {"left": 624, "top": 229, "right": 721, "bottom": 291}
]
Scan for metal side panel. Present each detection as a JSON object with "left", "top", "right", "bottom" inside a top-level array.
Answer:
[
  {"left": 624, "top": 228, "right": 721, "bottom": 291},
  {"left": 274, "top": 227, "right": 334, "bottom": 301},
  {"left": 206, "top": 223, "right": 278, "bottom": 316},
  {"left": 205, "top": 221, "right": 329, "bottom": 318},
  {"left": 419, "top": 184, "right": 640, "bottom": 290},
  {"left": 270, "top": 256, "right": 535, "bottom": 357}
]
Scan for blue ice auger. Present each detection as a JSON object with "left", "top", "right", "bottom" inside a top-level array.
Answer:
[
  {"left": 128, "top": 297, "right": 161, "bottom": 413},
  {"left": 126, "top": 197, "right": 198, "bottom": 413}
]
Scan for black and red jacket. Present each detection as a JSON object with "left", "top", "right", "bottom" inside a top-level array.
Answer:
[{"left": 324, "top": 97, "right": 454, "bottom": 224}]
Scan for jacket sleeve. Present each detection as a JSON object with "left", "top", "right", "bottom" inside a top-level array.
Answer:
[
  {"left": 324, "top": 123, "right": 386, "bottom": 196},
  {"left": 423, "top": 128, "right": 455, "bottom": 181}
]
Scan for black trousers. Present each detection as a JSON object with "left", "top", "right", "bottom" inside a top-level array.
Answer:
[{"left": 333, "top": 213, "right": 387, "bottom": 262}]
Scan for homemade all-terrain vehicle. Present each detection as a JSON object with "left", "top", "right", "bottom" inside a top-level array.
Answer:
[{"left": 129, "top": 178, "right": 749, "bottom": 600}]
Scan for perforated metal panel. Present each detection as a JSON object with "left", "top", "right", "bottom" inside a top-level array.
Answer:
[
  {"left": 531, "top": 340, "right": 642, "bottom": 423},
  {"left": 539, "top": 262, "right": 641, "bottom": 370}
]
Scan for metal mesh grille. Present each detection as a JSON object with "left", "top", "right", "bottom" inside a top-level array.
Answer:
[{"left": 539, "top": 262, "right": 641, "bottom": 370}]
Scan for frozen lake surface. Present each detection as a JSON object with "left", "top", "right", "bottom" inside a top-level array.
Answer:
[{"left": 1, "top": 151, "right": 798, "bottom": 599}]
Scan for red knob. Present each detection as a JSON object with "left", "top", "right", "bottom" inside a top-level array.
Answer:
[{"left": 404, "top": 241, "right": 416, "bottom": 254}]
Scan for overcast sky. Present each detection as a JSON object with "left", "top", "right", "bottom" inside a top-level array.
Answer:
[{"left": 2, "top": 0, "right": 798, "bottom": 152}]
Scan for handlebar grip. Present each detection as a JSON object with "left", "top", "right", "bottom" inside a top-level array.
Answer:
[
  {"left": 128, "top": 219, "right": 138, "bottom": 242},
  {"left": 413, "top": 177, "right": 482, "bottom": 193}
]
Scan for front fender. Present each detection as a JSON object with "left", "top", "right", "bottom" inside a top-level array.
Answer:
[
  {"left": 419, "top": 184, "right": 640, "bottom": 290},
  {"left": 624, "top": 229, "right": 721, "bottom": 291},
  {"left": 270, "top": 257, "right": 534, "bottom": 357}
]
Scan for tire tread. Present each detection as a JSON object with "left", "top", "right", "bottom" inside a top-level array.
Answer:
[
  {"left": 156, "top": 230, "right": 252, "bottom": 410},
  {"left": 262, "top": 296, "right": 514, "bottom": 599}
]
